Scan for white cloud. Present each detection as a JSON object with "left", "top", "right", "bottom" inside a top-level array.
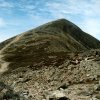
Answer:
[
  {"left": 46, "top": 0, "right": 98, "bottom": 17},
  {"left": 0, "top": 18, "right": 5, "bottom": 27},
  {"left": 81, "top": 18, "right": 100, "bottom": 38},
  {"left": 0, "top": 0, "right": 13, "bottom": 8}
]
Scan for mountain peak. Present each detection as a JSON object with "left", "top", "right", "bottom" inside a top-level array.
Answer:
[
  {"left": 55, "top": 18, "right": 67, "bottom": 21},
  {"left": 49, "top": 18, "right": 78, "bottom": 27},
  {"left": 34, "top": 18, "right": 81, "bottom": 34}
]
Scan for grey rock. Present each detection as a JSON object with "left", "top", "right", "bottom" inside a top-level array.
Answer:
[
  {"left": 94, "top": 84, "right": 100, "bottom": 91},
  {"left": 49, "top": 96, "right": 70, "bottom": 100},
  {"left": 47, "top": 90, "right": 70, "bottom": 100},
  {"left": 0, "top": 82, "right": 6, "bottom": 91},
  {"left": 95, "top": 94, "right": 100, "bottom": 99},
  {"left": 92, "top": 97, "right": 100, "bottom": 100},
  {"left": 58, "top": 83, "right": 69, "bottom": 90},
  {"left": 78, "top": 91, "right": 92, "bottom": 96}
]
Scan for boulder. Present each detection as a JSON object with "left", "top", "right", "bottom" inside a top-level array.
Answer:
[{"left": 47, "top": 90, "right": 70, "bottom": 100}]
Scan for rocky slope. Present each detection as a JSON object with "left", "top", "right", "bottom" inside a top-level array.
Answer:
[
  {"left": 0, "top": 19, "right": 100, "bottom": 100},
  {"left": 0, "top": 19, "right": 100, "bottom": 73}
]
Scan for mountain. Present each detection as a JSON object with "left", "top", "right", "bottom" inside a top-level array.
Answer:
[
  {"left": 0, "top": 19, "right": 100, "bottom": 100},
  {"left": 0, "top": 19, "right": 100, "bottom": 52},
  {"left": 0, "top": 19, "right": 100, "bottom": 72}
]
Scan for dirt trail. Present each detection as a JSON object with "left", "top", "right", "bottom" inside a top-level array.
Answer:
[{"left": 0, "top": 34, "right": 24, "bottom": 74}]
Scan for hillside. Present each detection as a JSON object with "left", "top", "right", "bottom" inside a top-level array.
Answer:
[
  {"left": 0, "top": 19, "right": 100, "bottom": 100},
  {"left": 0, "top": 19, "right": 100, "bottom": 72}
]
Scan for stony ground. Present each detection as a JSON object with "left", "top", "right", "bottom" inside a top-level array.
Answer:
[{"left": 0, "top": 50, "right": 100, "bottom": 100}]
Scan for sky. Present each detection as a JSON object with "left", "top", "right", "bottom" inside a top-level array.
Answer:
[{"left": 0, "top": 0, "right": 100, "bottom": 42}]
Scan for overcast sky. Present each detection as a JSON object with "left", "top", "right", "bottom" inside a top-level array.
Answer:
[{"left": 0, "top": 0, "right": 100, "bottom": 42}]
